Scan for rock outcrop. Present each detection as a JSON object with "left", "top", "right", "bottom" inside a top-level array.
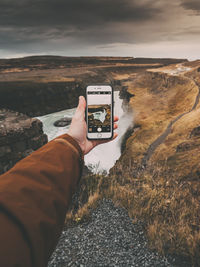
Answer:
[
  {"left": 53, "top": 117, "right": 72, "bottom": 127},
  {"left": 190, "top": 126, "right": 200, "bottom": 138},
  {"left": 0, "top": 108, "right": 47, "bottom": 174}
]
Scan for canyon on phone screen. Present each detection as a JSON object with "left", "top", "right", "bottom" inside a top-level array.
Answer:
[{"left": 86, "top": 85, "right": 113, "bottom": 140}]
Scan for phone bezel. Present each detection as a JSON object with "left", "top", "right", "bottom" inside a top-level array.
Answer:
[{"left": 86, "top": 84, "right": 114, "bottom": 140}]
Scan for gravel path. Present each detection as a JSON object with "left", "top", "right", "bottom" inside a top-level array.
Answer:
[{"left": 48, "top": 199, "right": 190, "bottom": 267}]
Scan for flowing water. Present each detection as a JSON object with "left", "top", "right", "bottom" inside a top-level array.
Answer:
[{"left": 35, "top": 91, "right": 134, "bottom": 173}]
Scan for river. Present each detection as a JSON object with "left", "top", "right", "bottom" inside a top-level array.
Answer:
[{"left": 35, "top": 91, "right": 134, "bottom": 174}]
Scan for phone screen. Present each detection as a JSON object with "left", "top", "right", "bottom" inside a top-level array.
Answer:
[{"left": 86, "top": 85, "right": 113, "bottom": 139}]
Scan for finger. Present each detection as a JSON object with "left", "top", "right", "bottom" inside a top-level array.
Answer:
[
  {"left": 114, "top": 123, "right": 118, "bottom": 130},
  {"left": 114, "top": 116, "right": 119, "bottom": 122},
  {"left": 77, "top": 96, "right": 86, "bottom": 112},
  {"left": 113, "top": 132, "right": 118, "bottom": 140}
]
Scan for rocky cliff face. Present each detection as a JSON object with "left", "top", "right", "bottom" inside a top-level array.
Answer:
[
  {"left": 0, "top": 81, "right": 86, "bottom": 117},
  {"left": 0, "top": 109, "right": 47, "bottom": 174}
]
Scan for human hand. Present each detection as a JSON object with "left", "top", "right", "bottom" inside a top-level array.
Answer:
[{"left": 67, "top": 96, "right": 118, "bottom": 155}]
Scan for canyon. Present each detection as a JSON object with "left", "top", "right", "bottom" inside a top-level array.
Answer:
[{"left": 1, "top": 56, "right": 200, "bottom": 264}]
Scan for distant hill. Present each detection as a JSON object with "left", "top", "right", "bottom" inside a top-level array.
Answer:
[{"left": 0, "top": 55, "right": 187, "bottom": 71}]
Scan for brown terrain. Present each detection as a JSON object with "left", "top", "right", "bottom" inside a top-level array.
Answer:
[
  {"left": 0, "top": 56, "right": 185, "bottom": 116},
  {"left": 1, "top": 56, "right": 200, "bottom": 265}
]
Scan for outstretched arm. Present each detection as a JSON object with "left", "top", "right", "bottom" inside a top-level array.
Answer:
[
  {"left": 0, "top": 133, "right": 84, "bottom": 267},
  {"left": 0, "top": 95, "right": 118, "bottom": 267}
]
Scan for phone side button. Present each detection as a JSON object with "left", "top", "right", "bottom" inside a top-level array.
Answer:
[{"left": 97, "top": 133, "right": 102, "bottom": 138}]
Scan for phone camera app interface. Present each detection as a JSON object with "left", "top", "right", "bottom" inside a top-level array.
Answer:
[{"left": 88, "top": 91, "right": 112, "bottom": 133}]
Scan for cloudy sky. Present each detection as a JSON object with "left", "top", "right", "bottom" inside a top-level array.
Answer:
[{"left": 0, "top": 0, "right": 200, "bottom": 59}]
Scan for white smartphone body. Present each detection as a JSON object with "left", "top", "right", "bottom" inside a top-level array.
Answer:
[{"left": 86, "top": 85, "right": 113, "bottom": 140}]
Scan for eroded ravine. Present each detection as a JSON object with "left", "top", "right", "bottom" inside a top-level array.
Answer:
[{"left": 141, "top": 79, "right": 200, "bottom": 168}]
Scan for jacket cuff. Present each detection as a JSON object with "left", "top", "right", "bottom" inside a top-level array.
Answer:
[{"left": 52, "top": 133, "right": 84, "bottom": 176}]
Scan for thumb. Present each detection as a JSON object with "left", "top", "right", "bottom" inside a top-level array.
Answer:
[
  {"left": 78, "top": 96, "right": 86, "bottom": 110},
  {"left": 74, "top": 96, "right": 86, "bottom": 118}
]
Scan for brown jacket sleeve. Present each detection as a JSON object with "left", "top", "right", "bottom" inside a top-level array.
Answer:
[{"left": 0, "top": 133, "right": 84, "bottom": 267}]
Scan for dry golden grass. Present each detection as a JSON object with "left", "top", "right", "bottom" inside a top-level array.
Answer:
[
  {"left": 38, "top": 77, "right": 75, "bottom": 82},
  {"left": 1, "top": 68, "right": 30, "bottom": 73},
  {"left": 102, "top": 162, "right": 200, "bottom": 266},
  {"left": 109, "top": 67, "right": 200, "bottom": 265},
  {"left": 67, "top": 161, "right": 200, "bottom": 265},
  {"left": 65, "top": 192, "right": 100, "bottom": 224},
  {"left": 65, "top": 173, "right": 105, "bottom": 225},
  {"left": 151, "top": 107, "right": 200, "bottom": 165},
  {"left": 111, "top": 73, "right": 131, "bottom": 80}
]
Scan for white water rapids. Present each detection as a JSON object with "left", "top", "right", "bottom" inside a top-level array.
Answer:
[{"left": 35, "top": 91, "right": 134, "bottom": 174}]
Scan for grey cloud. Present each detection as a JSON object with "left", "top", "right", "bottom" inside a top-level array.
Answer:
[
  {"left": 181, "top": 0, "right": 200, "bottom": 12},
  {"left": 0, "top": 0, "right": 200, "bottom": 58},
  {"left": 0, "top": 0, "right": 160, "bottom": 28},
  {"left": 0, "top": 0, "right": 163, "bottom": 53}
]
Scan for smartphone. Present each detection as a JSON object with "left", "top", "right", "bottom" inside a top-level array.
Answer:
[{"left": 86, "top": 84, "right": 113, "bottom": 140}]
